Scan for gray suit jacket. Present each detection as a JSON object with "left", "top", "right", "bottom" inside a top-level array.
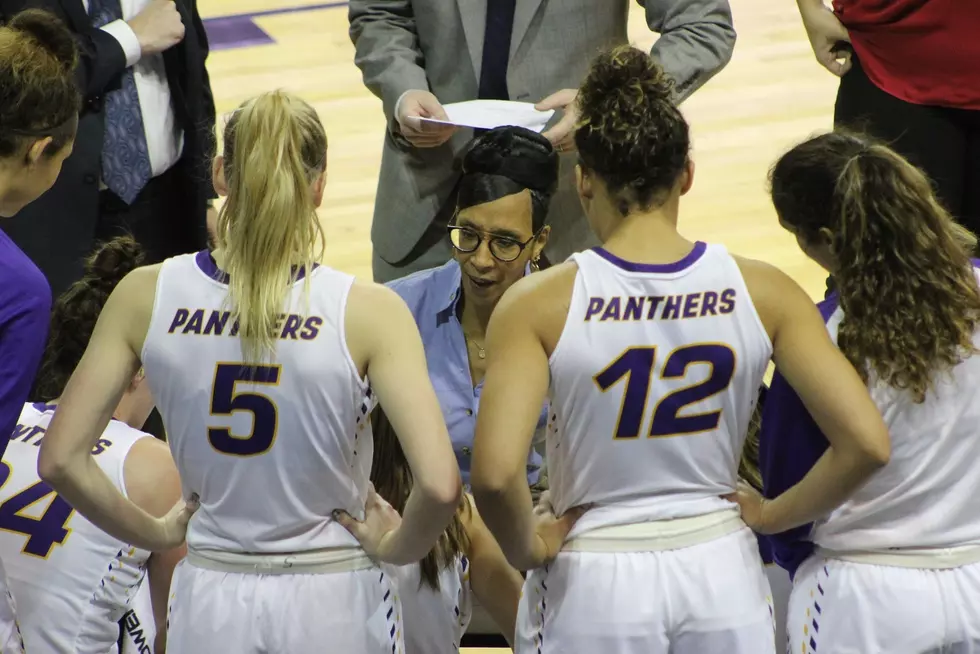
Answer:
[{"left": 349, "top": 0, "right": 735, "bottom": 273}]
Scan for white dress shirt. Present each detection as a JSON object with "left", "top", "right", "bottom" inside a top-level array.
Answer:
[{"left": 82, "top": 0, "right": 184, "bottom": 178}]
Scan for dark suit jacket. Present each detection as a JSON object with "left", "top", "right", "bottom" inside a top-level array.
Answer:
[{"left": 0, "top": 0, "right": 216, "bottom": 297}]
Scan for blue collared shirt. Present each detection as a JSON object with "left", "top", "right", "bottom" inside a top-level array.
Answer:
[{"left": 387, "top": 260, "right": 545, "bottom": 487}]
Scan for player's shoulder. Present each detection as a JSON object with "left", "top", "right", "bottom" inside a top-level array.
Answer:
[
  {"left": 113, "top": 263, "right": 164, "bottom": 304},
  {"left": 730, "top": 254, "right": 794, "bottom": 287},
  {"left": 346, "top": 277, "right": 420, "bottom": 357},
  {"left": 731, "top": 254, "right": 813, "bottom": 310},
  {"left": 497, "top": 261, "right": 579, "bottom": 312},
  {"left": 349, "top": 276, "right": 413, "bottom": 316}
]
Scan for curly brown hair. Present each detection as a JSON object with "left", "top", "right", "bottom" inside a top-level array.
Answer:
[
  {"left": 33, "top": 237, "right": 147, "bottom": 402},
  {"left": 369, "top": 406, "right": 470, "bottom": 591},
  {"left": 770, "top": 131, "right": 980, "bottom": 402},
  {"left": 0, "top": 9, "right": 79, "bottom": 158},
  {"left": 574, "top": 45, "right": 690, "bottom": 214}
]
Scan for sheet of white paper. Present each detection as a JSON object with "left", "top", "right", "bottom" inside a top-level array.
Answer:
[{"left": 418, "top": 100, "right": 554, "bottom": 132}]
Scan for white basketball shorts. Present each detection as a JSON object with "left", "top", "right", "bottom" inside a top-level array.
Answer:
[
  {"left": 515, "top": 526, "right": 776, "bottom": 654},
  {"left": 165, "top": 559, "right": 404, "bottom": 654},
  {"left": 789, "top": 555, "right": 980, "bottom": 654},
  {"left": 767, "top": 562, "right": 792, "bottom": 654}
]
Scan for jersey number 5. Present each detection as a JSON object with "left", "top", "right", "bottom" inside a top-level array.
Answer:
[
  {"left": 0, "top": 462, "right": 73, "bottom": 559},
  {"left": 208, "top": 363, "right": 282, "bottom": 457},
  {"left": 594, "top": 343, "right": 736, "bottom": 439}
]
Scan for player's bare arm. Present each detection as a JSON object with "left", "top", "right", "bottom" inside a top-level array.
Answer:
[
  {"left": 460, "top": 495, "right": 524, "bottom": 647},
  {"left": 734, "top": 257, "right": 890, "bottom": 534},
  {"left": 343, "top": 279, "right": 461, "bottom": 564},
  {"left": 472, "top": 265, "right": 585, "bottom": 570},
  {"left": 38, "top": 266, "right": 197, "bottom": 551}
]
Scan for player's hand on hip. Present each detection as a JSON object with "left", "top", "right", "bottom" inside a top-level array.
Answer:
[
  {"left": 724, "top": 480, "right": 775, "bottom": 533},
  {"left": 334, "top": 484, "right": 402, "bottom": 560},
  {"left": 798, "top": 0, "right": 852, "bottom": 76},
  {"left": 396, "top": 90, "right": 457, "bottom": 148},
  {"left": 536, "top": 89, "right": 579, "bottom": 154},
  {"left": 128, "top": 0, "right": 186, "bottom": 56},
  {"left": 155, "top": 492, "right": 199, "bottom": 550},
  {"left": 529, "top": 500, "right": 589, "bottom": 568}
]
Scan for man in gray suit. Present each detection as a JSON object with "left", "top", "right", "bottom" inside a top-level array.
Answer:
[{"left": 350, "top": 0, "right": 736, "bottom": 282}]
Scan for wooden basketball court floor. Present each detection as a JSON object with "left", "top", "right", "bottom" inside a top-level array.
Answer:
[{"left": 196, "top": 0, "right": 836, "bottom": 650}]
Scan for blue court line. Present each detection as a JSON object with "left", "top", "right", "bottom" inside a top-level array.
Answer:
[
  {"left": 203, "top": 1, "right": 349, "bottom": 51},
  {"left": 208, "top": 1, "right": 348, "bottom": 22}
]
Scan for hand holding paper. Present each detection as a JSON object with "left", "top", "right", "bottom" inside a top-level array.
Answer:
[
  {"left": 536, "top": 88, "right": 579, "bottom": 153},
  {"left": 418, "top": 99, "right": 555, "bottom": 134},
  {"left": 396, "top": 90, "right": 458, "bottom": 148}
]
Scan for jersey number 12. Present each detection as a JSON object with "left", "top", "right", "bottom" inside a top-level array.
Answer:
[{"left": 594, "top": 343, "right": 736, "bottom": 439}]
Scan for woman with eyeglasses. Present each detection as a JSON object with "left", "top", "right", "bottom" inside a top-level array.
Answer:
[
  {"left": 386, "top": 125, "right": 558, "bottom": 495},
  {"left": 383, "top": 125, "right": 559, "bottom": 644}
]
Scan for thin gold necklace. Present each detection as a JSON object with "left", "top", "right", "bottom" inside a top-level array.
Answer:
[{"left": 464, "top": 332, "right": 486, "bottom": 359}]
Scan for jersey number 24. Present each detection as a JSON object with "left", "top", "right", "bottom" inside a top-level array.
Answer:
[
  {"left": 594, "top": 343, "right": 736, "bottom": 439},
  {"left": 0, "top": 462, "right": 73, "bottom": 559}
]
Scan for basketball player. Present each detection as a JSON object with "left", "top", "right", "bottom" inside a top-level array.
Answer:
[
  {"left": 37, "top": 90, "right": 462, "bottom": 653},
  {"left": 0, "top": 11, "right": 82, "bottom": 653},
  {"left": 1, "top": 237, "right": 181, "bottom": 654},
  {"left": 469, "top": 46, "right": 891, "bottom": 654},
  {"left": 353, "top": 406, "right": 528, "bottom": 653},
  {"left": 752, "top": 131, "right": 980, "bottom": 653}
]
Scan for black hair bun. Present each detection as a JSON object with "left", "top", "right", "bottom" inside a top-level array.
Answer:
[
  {"left": 462, "top": 126, "right": 559, "bottom": 195},
  {"left": 83, "top": 236, "right": 146, "bottom": 294},
  {"left": 8, "top": 9, "right": 77, "bottom": 72}
]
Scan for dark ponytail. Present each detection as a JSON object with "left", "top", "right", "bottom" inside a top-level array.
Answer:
[{"left": 33, "top": 237, "right": 147, "bottom": 401}]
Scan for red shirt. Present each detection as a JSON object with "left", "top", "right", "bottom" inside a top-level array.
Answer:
[{"left": 834, "top": 0, "right": 980, "bottom": 110}]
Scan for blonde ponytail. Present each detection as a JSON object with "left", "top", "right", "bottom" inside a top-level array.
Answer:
[{"left": 216, "top": 91, "right": 327, "bottom": 363}]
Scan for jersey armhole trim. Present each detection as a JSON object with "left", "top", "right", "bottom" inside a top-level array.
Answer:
[
  {"left": 733, "top": 258, "right": 775, "bottom": 357},
  {"left": 546, "top": 263, "right": 581, "bottom": 369},
  {"left": 139, "top": 260, "right": 170, "bottom": 365},
  {"left": 337, "top": 276, "right": 370, "bottom": 393},
  {"left": 742, "top": 288, "right": 774, "bottom": 356}
]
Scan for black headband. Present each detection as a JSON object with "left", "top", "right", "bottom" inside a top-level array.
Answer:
[{"left": 462, "top": 126, "right": 559, "bottom": 195}]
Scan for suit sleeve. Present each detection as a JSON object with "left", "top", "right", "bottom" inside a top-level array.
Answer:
[
  {"left": 639, "top": 0, "right": 736, "bottom": 102},
  {"left": 188, "top": 0, "right": 217, "bottom": 200},
  {"left": 3, "top": 0, "right": 127, "bottom": 100},
  {"left": 348, "top": 0, "right": 430, "bottom": 123}
]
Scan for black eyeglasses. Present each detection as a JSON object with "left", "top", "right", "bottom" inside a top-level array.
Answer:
[{"left": 447, "top": 225, "right": 539, "bottom": 263}]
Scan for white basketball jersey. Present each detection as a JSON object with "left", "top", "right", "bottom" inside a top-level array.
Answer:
[
  {"left": 1, "top": 403, "right": 150, "bottom": 654},
  {"left": 548, "top": 244, "right": 772, "bottom": 536},
  {"left": 813, "top": 267, "right": 980, "bottom": 551},
  {"left": 390, "top": 556, "right": 471, "bottom": 654},
  {"left": 142, "top": 252, "right": 374, "bottom": 554}
]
